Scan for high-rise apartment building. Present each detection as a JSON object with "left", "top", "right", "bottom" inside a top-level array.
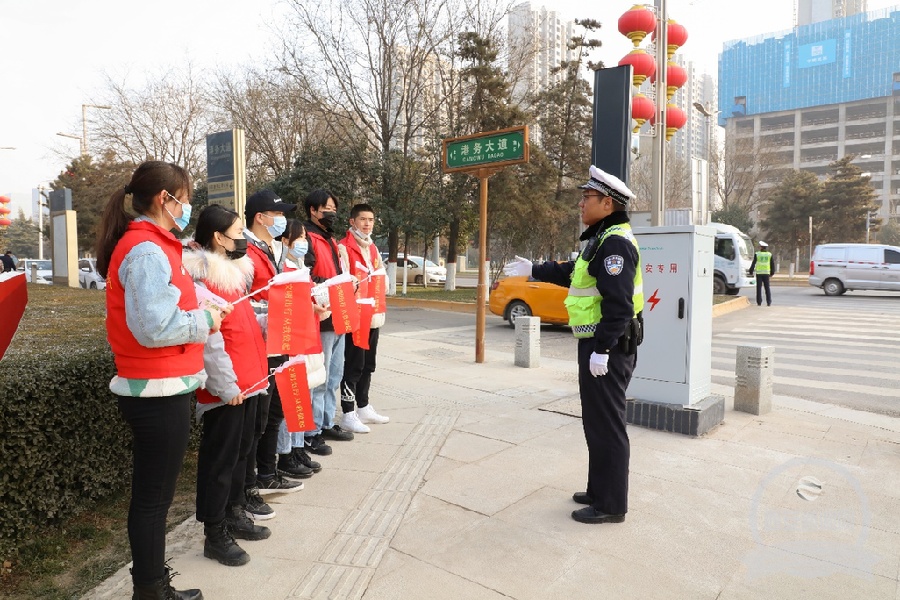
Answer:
[
  {"left": 508, "top": 2, "right": 579, "bottom": 106},
  {"left": 797, "top": 0, "right": 867, "bottom": 26},
  {"left": 719, "top": 6, "right": 900, "bottom": 222}
]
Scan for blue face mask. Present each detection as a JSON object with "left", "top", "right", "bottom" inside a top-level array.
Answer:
[
  {"left": 266, "top": 215, "right": 287, "bottom": 238},
  {"left": 165, "top": 192, "right": 192, "bottom": 231},
  {"left": 290, "top": 239, "right": 308, "bottom": 258}
]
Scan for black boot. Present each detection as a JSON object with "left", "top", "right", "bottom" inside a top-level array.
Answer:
[
  {"left": 225, "top": 503, "right": 272, "bottom": 541},
  {"left": 204, "top": 519, "right": 250, "bottom": 566},
  {"left": 132, "top": 565, "right": 203, "bottom": 599}
]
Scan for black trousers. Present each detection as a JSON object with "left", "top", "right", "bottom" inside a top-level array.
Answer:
[
  {"left": 256, "top": 356, "right": 287, "bottom": 478},
  {"left": 340, "top": 328, "right": 379, "bottom": 413},
  {"left": 244, "top": 384, "right": 272, "bottom": 490},
  {"left": 577, "top": 338, "right": 635, "bottom": 515},
  {"left": 756, "top": 274, "right": 772, "bottom": 306},
  {"left": 117, "top": 393, "right": 192, "bottom": 586},
  {"left": 196, "top": 393, "right": 258, "bottom": 524}
]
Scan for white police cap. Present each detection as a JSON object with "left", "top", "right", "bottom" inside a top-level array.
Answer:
[
  {"left": 578, "top": 165, "right": 636, "bottom": 205},
  {"left": 759, "top": 241, "right": 768, "bottom": 247}
]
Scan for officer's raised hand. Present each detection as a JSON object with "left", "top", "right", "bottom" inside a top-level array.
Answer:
[
  {"left": 589, "top": 352, "right": 609, "bottom": 377},
  {"left": 503, "top": 255, "right": 533, "bottom": 277}
]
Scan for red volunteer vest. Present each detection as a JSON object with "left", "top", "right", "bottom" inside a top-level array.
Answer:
[
  {"left": 308, "top": 230, "right": 341, "bottom": 280},
  {"left": 195, "top": 274, "right": 268, "bottom": 404},
  {"left": 106, "top": 220, "right": 204, "bottom": 379},
  {"left": 246, "top": 242, "right": 276, "bottom": 301},
  {"left": 340, "top": 232, "right": 380, "bottom": 278}
]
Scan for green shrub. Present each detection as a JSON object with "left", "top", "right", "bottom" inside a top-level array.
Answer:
[{"left": 0, "top": 285, "right": 129, "bottom": 564}]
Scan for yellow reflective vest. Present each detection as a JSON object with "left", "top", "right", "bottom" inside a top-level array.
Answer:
[
  {"left": 755, "top": 251, "right": 772, "bottom": 275},
  {"left": 565, "top": 223, "right": 644, "bottom": 339}
]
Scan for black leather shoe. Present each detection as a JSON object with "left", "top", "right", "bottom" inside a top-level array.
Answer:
[
  {"left": 571, "top": 506, "right": 626, "bottom": 524},
  {"left": 225, "top": 504, "right": 272, "bottom": 541},
  {"left": 572, "top": 492, "right": 593, "bottom": 505},
  {"left": 307, "top": 434, "right": 333, "bottom": 456},
  {"left": 322, "top": 425, "right": 354, "bottom": 441},
  {"left": 292, "top": 447, "right": 322, "bottom": 472},
  {"left": 277, "top": 453, "right": 313, "bottom": 479}
]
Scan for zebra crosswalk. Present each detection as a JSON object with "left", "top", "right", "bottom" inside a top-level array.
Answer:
[{"left": 712, "top": 303, "right": 900, "bottom": 416}]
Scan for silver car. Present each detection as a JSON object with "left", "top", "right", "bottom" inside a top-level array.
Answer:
[{"left": 79, "top": 258, "right": 106, "bottom": 290}]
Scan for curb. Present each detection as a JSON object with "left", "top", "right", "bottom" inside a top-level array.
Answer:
[
  {"left": 712, "top": 296, "right": 750, "bottom": 317},
  {"left": 385, "top": 296, "right": 479, "bottom": 314}
]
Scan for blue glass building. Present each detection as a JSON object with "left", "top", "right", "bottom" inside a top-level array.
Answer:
[{"left": 718, "top": 7, "right": 900, "bottom": 220}]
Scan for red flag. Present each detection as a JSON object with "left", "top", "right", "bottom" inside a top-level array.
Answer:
[
  {"left": 328, "top": 280, "right": 359, "bottom": 334},
  {"left": 352, "top": 300, "right": 374, "bottom": 350},
  {"left": 267, "top": 282, "right": 321, "bottom": 355},
  {"left": 370, "top": 274, "right": 387, "bottom": 314},
  {"left": 0, "top": 273, "right": 28, "bottom": 361},
  {"left": 275, "top": 361, "right": 315, "bottom": 432}
]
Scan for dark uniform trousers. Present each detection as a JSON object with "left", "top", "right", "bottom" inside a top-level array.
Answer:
[
  {"left": 577, "top": 337, "right": 636, "bottom": 515},
  {"left": 196, "top": 393, "right": 258, "bottom": 523},
  {"left": 341, "top": 327, "right": 379, "bottom": 413}
]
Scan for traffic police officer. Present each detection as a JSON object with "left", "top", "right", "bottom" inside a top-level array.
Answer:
[
  {"left": 750, "top": 241, "right": 772, "bottom": 306},
  {"left": 503, "top": 165, "right": 643, "bottom": 524}
]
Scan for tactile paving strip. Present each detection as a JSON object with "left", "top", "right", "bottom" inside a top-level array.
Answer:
[{"left": 290, "top": 409, "right": 458, "bottom": 599}]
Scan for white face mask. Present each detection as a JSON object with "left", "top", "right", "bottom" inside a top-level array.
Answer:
[
  {"left": 351, "top": 227, "right": 371, "bottom": 241},
  {"left": 290, "top": 239, "right": 308, "bottom": 258}
]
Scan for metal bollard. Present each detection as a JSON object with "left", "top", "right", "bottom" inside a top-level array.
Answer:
[
  {"left": 734, "top": 344, "right": 774, "bottom": 415},
  {"left": 514, "top": 316, "right": 540, "bottom": 368},
  {"left": 30, "top": 263, "right": 38, "bottom": 284}
]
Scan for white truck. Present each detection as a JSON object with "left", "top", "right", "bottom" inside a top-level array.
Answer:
[
  {"left": 709, "top": 222, "right": 756, "bottom": 295},
  {"left": 629, "top": 213, "right": 755, "bottom": 295}
]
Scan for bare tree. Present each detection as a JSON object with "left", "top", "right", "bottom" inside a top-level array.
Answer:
[
  {"left": 715, "top": 134, "right": 780, "bottom": 216},
  {"left": 92, "top": 66, "right": 215, "bottom": 178},
  {"left": 212, "top": 67, "right": 328, "bottom": 183},
  {"left": 629, "top": 146, "right": 693, "bottom": 212}
]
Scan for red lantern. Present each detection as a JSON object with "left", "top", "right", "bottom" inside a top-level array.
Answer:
[
  {"left": 631, "top": 93, "right": 655, "bottom": 132},
  {"left": 618, "top": 5, "right": 657, "bottom": 48},
  {"left": 618, "top": 49, "right": 656, "bottom": 88},
  {"left": 650, "top": 104, "right": 688, "bottom": 141},
  {"left": 0, "top": 218, "right": 11, "bottom": 228},
  {"left": 0, "top": 206, "right": 11, "bottom": 215},
  {"left": 650, "top": 61, "right": 688, "bottom": 101},
  {"left": 652, "top": 19, "right": 689, "bottom": 59}
]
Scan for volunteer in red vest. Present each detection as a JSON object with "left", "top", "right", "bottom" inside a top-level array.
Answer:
[
  {"left": 338, "top": 203, "right": 390, "bottom": 433},
  {"left": 242, "top": 190, "right": 303, "bottom": 521},
  {"left": 303, "top": 189, "right": 354, "bottom": 456},
  {"left": 184, "top": 204, "right": 272, "bottom": 568},
  {"left": 96, "top": 160, "right": 222, "bottom": 600}
]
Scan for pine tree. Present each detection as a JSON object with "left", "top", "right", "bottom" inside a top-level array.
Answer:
[
  {"left": 818, "top": 156, "right": 879, "bottom": 243},
  {"left": 760, "top": 170, "right": 820, "bottom": 258}
]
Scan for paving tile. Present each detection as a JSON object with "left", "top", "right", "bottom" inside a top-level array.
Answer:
[
  {"left": 363, "top": 549, "right": 510, "bottom": 600},
  {"left": 437, "top": 430, "right": 513, "bottom": 463}
]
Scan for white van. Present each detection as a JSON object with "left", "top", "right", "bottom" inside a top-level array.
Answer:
[
  {"left": 809, "top": 243, "right": 900, "bottom": 295},
  {"left": 709, "top": 223, "right": 756, "bottom": 295}
]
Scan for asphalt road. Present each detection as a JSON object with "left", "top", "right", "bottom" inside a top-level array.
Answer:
[{"left": 381, "top": 283, "right": 900, "bottom": 416}]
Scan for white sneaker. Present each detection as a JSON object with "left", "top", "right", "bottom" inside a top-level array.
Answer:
[
  {"left": 341, "top": 410, "right": 371, "bottom": 433},
  {"left": 358, "top": 404, "right": 390, "bottom": 424}
]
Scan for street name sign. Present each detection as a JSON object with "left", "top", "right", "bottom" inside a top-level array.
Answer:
[{"left": 442, "top": 125, "right": 529, "bottom": 173}]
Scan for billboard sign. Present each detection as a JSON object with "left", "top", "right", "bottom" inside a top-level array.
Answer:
[{"left": 798, "top": 40, "right": 836, "bottom": 68}]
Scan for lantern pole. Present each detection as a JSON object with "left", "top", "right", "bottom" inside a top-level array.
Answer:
[{"left": 650, "top": 0, "right": 667, "bottom": 227}]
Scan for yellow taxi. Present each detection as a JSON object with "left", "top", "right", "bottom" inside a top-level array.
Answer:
[{"left": 489, "top": 276, "right": 569, "bottom": 328}]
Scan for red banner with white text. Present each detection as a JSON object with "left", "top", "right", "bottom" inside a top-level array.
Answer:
[
  {"left": 267, "top": 282, "right": 321, "bottom": 355},
  {"left": 275, "top": 361, "right": 315, "bottom": 432}
]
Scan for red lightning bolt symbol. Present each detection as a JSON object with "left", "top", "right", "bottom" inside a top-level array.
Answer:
[{"left": 647, "top": 289, "right": 660, "bottom": 311}]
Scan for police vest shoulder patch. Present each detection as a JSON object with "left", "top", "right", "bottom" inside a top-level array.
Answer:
[{"left": 604, "top": 255, "right": 624, "bottom": 276}]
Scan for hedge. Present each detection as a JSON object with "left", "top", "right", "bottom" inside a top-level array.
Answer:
[{"left": 0, "top": 285, "right": 131, "bottom": 563}]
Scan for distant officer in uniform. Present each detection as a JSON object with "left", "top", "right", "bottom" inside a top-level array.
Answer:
[
  {"left": 750, "top": 241, "right": 772, "bottom": 306},
  {"left": 503, "top": 165, "right": 643, "bottom": 524}
]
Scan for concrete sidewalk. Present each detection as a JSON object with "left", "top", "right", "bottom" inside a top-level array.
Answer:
[{"left": 86, "top": 331, "right": 900, "bottom": 599}]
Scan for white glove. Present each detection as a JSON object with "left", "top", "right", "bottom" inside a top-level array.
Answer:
[
  {"left": 503, "top": 255, "right": 533, "bottom": 277},
  {"left": 589, "top": 352, "right": 609, "bottom": 377}
]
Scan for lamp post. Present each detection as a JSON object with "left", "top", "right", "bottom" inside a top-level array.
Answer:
[
  {"left": 692, "top": 101, "right": 720, "bottom": 226},
  {"left": 36, "top": 185, "right": 50, "bottom": 260},
  {"left": 56, "top": 104, "right": 111, "bottom": 155}
]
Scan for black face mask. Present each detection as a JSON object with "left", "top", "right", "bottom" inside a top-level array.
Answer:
[
  {"left": 319, "top": 210, "right": 337, "bottom": 230},
  {"left": 225, "top": 237, "right": 248, "bottom": 260}
]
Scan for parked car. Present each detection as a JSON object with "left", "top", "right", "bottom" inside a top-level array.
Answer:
[
  {"left": 809, "top": 243, "right": 900, "bottom": 295},
  {"left": 79, "top": 258, "right": 106, "bottom": 290},
  {"left": 489, "top": 276, "right": 568, "bottom": 328},
  {"left": 380, "top": 253, "right": 446, "bottom": 284},
  {"left": 19, "top": 259, "right": 53, "bottom": 284}
]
